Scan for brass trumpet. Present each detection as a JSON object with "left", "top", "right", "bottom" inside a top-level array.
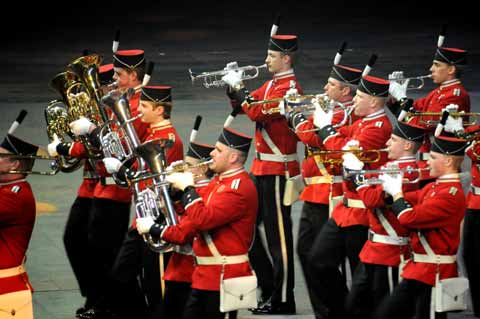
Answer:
[
  {"left": 0, "top": 153, "right": 60, "bottom": 175},
  {"left": 343, "top": 166, "right": 431, "bottom": 185},
  {"left": 406, "top": 111, "right": 478, "bottom": 126},
  {"left": 189, "top": 62, "right": 267, "bottom": 88},
  {"left": 308, "top": 148, "right": 387, "bottom": 165},
  {"left": 390, "top": 75, "right": 432, "bottom": 90},
  {"left": 129, "top": 159, "right": 213, "bottom": 184}
]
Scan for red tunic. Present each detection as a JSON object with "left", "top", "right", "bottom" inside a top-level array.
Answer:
[
  {"left": 295, "top": 101, "right": 357, "bottom": 204},
  {"left": 162, "top": 169, "right": 258, "bottom": 291},
  {"left": 356, "top": 157, "right": 419, "bottom": 266},
  {"left": 76, "top": 161, "right": 98, "bottom": 198},
  {"left": 399, "top": 176, "right": 465, "bottom": 285},
  {"left": 323, "top": 109, "right": 392, "bottom": 227},
  {"left": 0, "top": 180, "right": 35, "bottom": 295},
  {"left": 465, "top": 141, "right": 480, "bottom": 209},
  {"left": 241, "top": 70, "right": 301, "bottom": 177},
  {"left": 408, "top": 80, "right": 470, "bottom": 179}
]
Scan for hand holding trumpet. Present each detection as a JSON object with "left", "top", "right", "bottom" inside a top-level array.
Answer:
[{"left": 313, "top": 98, "right": 333, "bottom": 129}]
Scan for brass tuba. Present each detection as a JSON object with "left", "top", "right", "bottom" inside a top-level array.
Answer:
[
  {"left": 133, "top": 139, "right": 177, "bottom": 253},
  {"left": 45, "top": 71, "right": 86, "bottom": 172}
]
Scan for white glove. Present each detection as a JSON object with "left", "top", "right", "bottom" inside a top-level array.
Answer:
[
  {"left": 166, "top": 160, "right": 185, "bottom": 173},
  {"left": 221, "top": 70, "right": 244, "bottom": 89},
  {"left": 342, "top": 153, "right": 364, "bottom": 170},
  {"left": 224, "top": 61, "right": 239, "bottom": 71},
  {"left": 69, "top": 117, "right": 95, "bottom": 136},
  {"left": 342, "top": 139, "right": 361, "bottom": 151},
  {"left": 379, "top": 172, "right": 403, "bottom": 196},
  {"left": 388, "top": 81, "right": 409, "bottom": 101},
  {"left": 102, "top": 157, "right": 122, "bottom": 174},
  {"left": 313, "top": 100, "right": 333, "bottom": 129},
  {"left": 444, "top": 113, "right": 464, "bottom": 133},
  {"left": 388, "top": 71, "right": 404, "bottom": 81},
  {"left": 136, "top": 216, "right": 155, "bottom": 235},
  {"left": 285, "top": 87, "right": 299, "bottom": 98},
  {"left": 166, "top": 172, "right": 194, "bottom": 191},
  {"left": 444, "top": 103, "right": 459, "bottom": 113},
  {"left": 47, "top": 134, "right": 61, "bottom": 157}
]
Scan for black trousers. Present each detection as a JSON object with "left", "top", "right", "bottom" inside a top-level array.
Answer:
[
  {"left": 248, "top": 175, "right": 295, "bottom": 306},
  {"left": 345, "top": 262, "right": 399, "bottom": 319},
  {"left": 297, "top": 201, "right": 330, "bottom": 318},
  {"left": 462, "top": 209, "right": 480, "bottom": 317},
  {"left": 109, "top": 226, "right": 172, "bottom": 319},
  {"left": 63, "top": 196, "right": 94, "bottom": 305},
  {"left": 374, "top": 279, "right": 447, "bottom": 319},
  {"left": 183, "top": 288, "right": 237, "bottom": 319},
  {"left": 308, "top": 218, "right": 368, "bottom": 319},
  {"left": 165, "top": 281, "right": 192, "bottom": 319},
  {"left": 87, "top": 197, "right": 131, "bottom": 309}
]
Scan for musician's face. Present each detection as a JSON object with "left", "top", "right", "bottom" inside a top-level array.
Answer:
[
  {"left": 138, "top": 101, "right": 158, "bottom": 124},
  {"left": 386, "top": 134, "right": 406, "bottom": 160},
  {"left": 113, "top": 67, "right": 137, "bottom": 88},
  {"left": 0, "top": 147, "right": 19, "bottom": 181},
  {"left": 209, "top": 142, "right": 231, "bottom": 174},
  {"left": 430, "top": 60, "right": 455, "bottom": 84},
  {"left": 324, "top": 78, "right": 344, "bottom": 101},
  {"left": 265, "top": 50, "right": 290, "bottom": 74},
  {"left": 427, "top": 151, "right": 445, "bottom": 177},
  {"left": 352, "top": 91, "right": 372, "bottom": 117}
]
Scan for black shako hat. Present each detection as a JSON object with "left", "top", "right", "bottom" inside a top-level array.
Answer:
[
  {"left": 218, "top": 127, "right": 252, "bottom": 154},
  {"left": 358, "top": 75, "right": 389, "bottom": 97},
  {"left": 434, "top": 47, "right": 467, "bottom": 65},
  {"left": 330, "top": 64, "right": 362, "bottom": 85},
  {"left": 268, "top": 35, "right": 298, "bottom": 53},
  {"left": 1, "top": 134, "right": 38, "bottom": 155},
  {"left": 141, "top": 86, "right": 172, "bottom": 103},
  {"left": 392, "top": 121, "right": 426, "bottom": 142},
  {"left": 186, "top": 142, "right": 214, "bottom": 160},
  {"left": 113, "top": 49, "right": 145, "bottom": 69},
  {"left": 431, "top": 136, "right": 467, "bottom": 156},
  {"left": 98, "top": 64, "right": 114, "bottom": 85}
]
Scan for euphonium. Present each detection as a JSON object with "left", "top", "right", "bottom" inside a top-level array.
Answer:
[{"left": 133, "top": 138, "right": 177, "bottom": 253}]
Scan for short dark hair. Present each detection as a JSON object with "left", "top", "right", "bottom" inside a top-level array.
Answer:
[{"left": 153, "top": 102, "right": 172, "bottom": 119}]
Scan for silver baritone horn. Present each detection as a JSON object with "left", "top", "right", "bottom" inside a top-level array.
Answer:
[{"left": 189, "top": 61, "right": 267, "bottom": 88}]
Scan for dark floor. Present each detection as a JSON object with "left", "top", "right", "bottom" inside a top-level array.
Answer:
[{"left": 1, "top": 3, "right": 479, "bottom": 318}]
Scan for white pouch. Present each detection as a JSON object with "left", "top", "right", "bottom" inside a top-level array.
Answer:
[
  {"left": 219, "top": 273, "right": 258, "bottom": 312},
  {"left": 283, "top": 174, "right": 305, "bottom": 206},
  {"left": 329, "top": 195, "right": 344, "bottom": 217},
  {"left": 0, "top": 289, "right": 33, "bottom": 319},
  {"left": 433, "top": 275, "right": 469, "bottom": 313}
]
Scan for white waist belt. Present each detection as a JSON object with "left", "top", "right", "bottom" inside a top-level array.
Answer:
[
  {"left": 368, "top": 230, "right": 409, "bottom": 246},
  {"left": 304, "top": 175, "right": 343, "bottom": 185},
  {"left": 343, "top": 197, "right": 366, "bottom": 208},
  {"left": 471, "top": 184, "right": 480, "bottom": 195},
  {"left": 256, "top": 152, "right": 297, "bottom": 163},
  {"left": 194, "top": 254, "right": 249, "bottom": 265},
  {"left": 0, "top": 264, "right": 25, "bottom": 278},
  {"left": 412, "top": 253, "right": 456, "bottom": 264}
]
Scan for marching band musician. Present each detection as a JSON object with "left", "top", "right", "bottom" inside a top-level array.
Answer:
[
  {"left": 388, "top": 31, "right": 470, "bottom": 185},
  {"left": 49, "top": 48, "right": 150, "bottom": 319},
  {"left": 102, "top": 85, "right": 184, "bottom": 319},
  {"left": 137, "top": 127, "right": 257, "bottom": 319},
  {"left": 375, "top": 135, "right": 467, "bottom": 319},
  {"left": 0, "top": 132, "right": 38, "bottom": 319},
  {"left": 285, "top": 57, "right": 361, "bottom": 318},
  {"left": 342, "top": 121, "right": 426, "bottom": 319},
  {"left": 461, "top": 124, "right": 480, "bottom": 317},
  {"left": 308, "top": 74, "right": 392, "bottom": 319},
  {"left": 222, "top": 32, "right": 301, "bottom": 314},
  {"left": 49, "top": 63, "right": 114, "bottom": 317}
]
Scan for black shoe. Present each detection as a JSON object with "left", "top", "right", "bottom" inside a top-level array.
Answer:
[
  {"left": 76, "top": 307, "right": 91, "bottom": 317},
  {"left": 250, "top": 301, "right": 296, "bottom": 315}
]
